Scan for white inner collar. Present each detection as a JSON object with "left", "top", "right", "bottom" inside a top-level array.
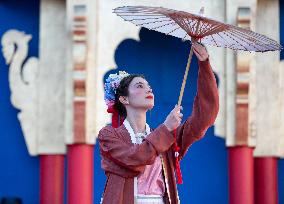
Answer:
[{"left": 123, "top": 119, "right": 151, "bottom": 144}]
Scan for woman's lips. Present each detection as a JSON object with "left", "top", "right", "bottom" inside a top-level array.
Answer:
[{"left": 146, "top": 96, "right": 154, "bottom": 99}]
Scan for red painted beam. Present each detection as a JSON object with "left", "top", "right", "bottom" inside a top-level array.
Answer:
[
  {"left": 228, "top": 146, "right": 254, "bottom": 204},
  {"left": 40, "top": 155, "right": 65, "bottom": 204},
  {"left": 67, "top": 144, "right": 94, "bottom": 204},
  {"left": 254, "top": 157, "right": 278, "bottom": 204}
]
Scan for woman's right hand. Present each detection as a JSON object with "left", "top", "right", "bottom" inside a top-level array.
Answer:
[{"left": 163, "top": 105, "right": 183, "bottom": 132}]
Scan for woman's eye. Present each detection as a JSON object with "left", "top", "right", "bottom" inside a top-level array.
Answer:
[{"left": 137, "top": 84, "right": 143, "bottom": 88}]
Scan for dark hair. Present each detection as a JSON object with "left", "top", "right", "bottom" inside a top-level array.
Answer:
[{"left": 114, "top": 74, "right": 145, "bottom": 117}]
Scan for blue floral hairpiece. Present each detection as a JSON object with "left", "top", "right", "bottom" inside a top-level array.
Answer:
[{"left": 104, "top": 71, "right": 130, "bottom": 107}]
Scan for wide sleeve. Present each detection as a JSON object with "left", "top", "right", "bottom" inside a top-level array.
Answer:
[
  {"left": 176, "top": 59, "right": 219, "bottom": 159},
  {"left": 98, "top": 124, "right": 175, "bottom": 172}
]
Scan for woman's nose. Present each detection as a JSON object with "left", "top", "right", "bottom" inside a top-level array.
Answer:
[{"left": 147, "top": 87, "right": 152, "bottom": 93}]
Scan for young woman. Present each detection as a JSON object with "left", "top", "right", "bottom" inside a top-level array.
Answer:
[{"left": 98, "top": 43, "right": 219, "bottom": 204}]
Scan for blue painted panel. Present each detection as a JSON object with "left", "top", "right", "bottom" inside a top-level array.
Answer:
[
  {"left": 94, "top": 28, "right": 228, "bottom": 204},
  {"left": 0, "top": 1, "right": 39, "bottom": 203}
]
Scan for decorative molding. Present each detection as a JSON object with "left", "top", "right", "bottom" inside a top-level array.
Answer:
[
  {"left": 235, "top": 7, "right": 255, "bottom": 146},
  {"left": 225, "top": 0, "right": 257, "bottom": 146},
  {"left": 1, "top": 29, "right": 39, "bottom": 155},
  {"left": 67, "top": 1, "right": 88, "bottom": 144}
]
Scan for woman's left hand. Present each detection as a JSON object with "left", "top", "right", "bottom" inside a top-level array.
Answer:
[{"left": 192, "top": 42, "right": 209, "bottom": 61}]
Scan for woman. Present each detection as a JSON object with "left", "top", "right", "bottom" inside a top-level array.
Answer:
[{"left": 98, "top": 43, "right": 219, "bottom": 204}]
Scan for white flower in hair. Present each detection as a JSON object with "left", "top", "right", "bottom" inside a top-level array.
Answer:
[{"left": 104, "top": 71, "right": 130, "bottom": 106}]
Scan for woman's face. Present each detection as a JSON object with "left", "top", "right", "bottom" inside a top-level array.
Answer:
[{"left": 126, "top": 77, "right": 154, "bottom": 110}]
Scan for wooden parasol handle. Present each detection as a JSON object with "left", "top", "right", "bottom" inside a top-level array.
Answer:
[{"left": 177, "top": 45, "right": 194, "bottom": 106}]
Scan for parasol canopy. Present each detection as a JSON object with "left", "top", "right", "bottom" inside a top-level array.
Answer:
[{"left": 114, "top": 6, "right": 282, "bottom": 52}]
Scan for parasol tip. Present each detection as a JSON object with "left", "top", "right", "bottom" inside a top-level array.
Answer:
[{"left": 199, "top": 7, "right": 205, "bottom": 17}]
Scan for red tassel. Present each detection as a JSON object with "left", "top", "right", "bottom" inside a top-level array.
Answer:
[{"left": 173, "top": 128, "right": 183, "bottom": 184}]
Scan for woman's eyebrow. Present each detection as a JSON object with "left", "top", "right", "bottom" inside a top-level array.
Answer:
[
  {"left": 134, "top": 82, "right": 145, "bottom": 85},
  {"left": 134, "top": 82, "right": 151, "bottom": 87}
]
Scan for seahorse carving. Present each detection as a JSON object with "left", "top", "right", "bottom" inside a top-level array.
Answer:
[{"left": 1, "top": 29, "right": 38, "bottom": 155}]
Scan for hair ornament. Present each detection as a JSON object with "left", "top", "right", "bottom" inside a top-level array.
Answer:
[{"left": 104, "top": 71, "right": 130, "bottom": 106}]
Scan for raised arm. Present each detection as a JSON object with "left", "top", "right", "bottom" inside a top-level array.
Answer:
[{"left": 176, "top": 44, "right": 219, "bottom": 159}]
